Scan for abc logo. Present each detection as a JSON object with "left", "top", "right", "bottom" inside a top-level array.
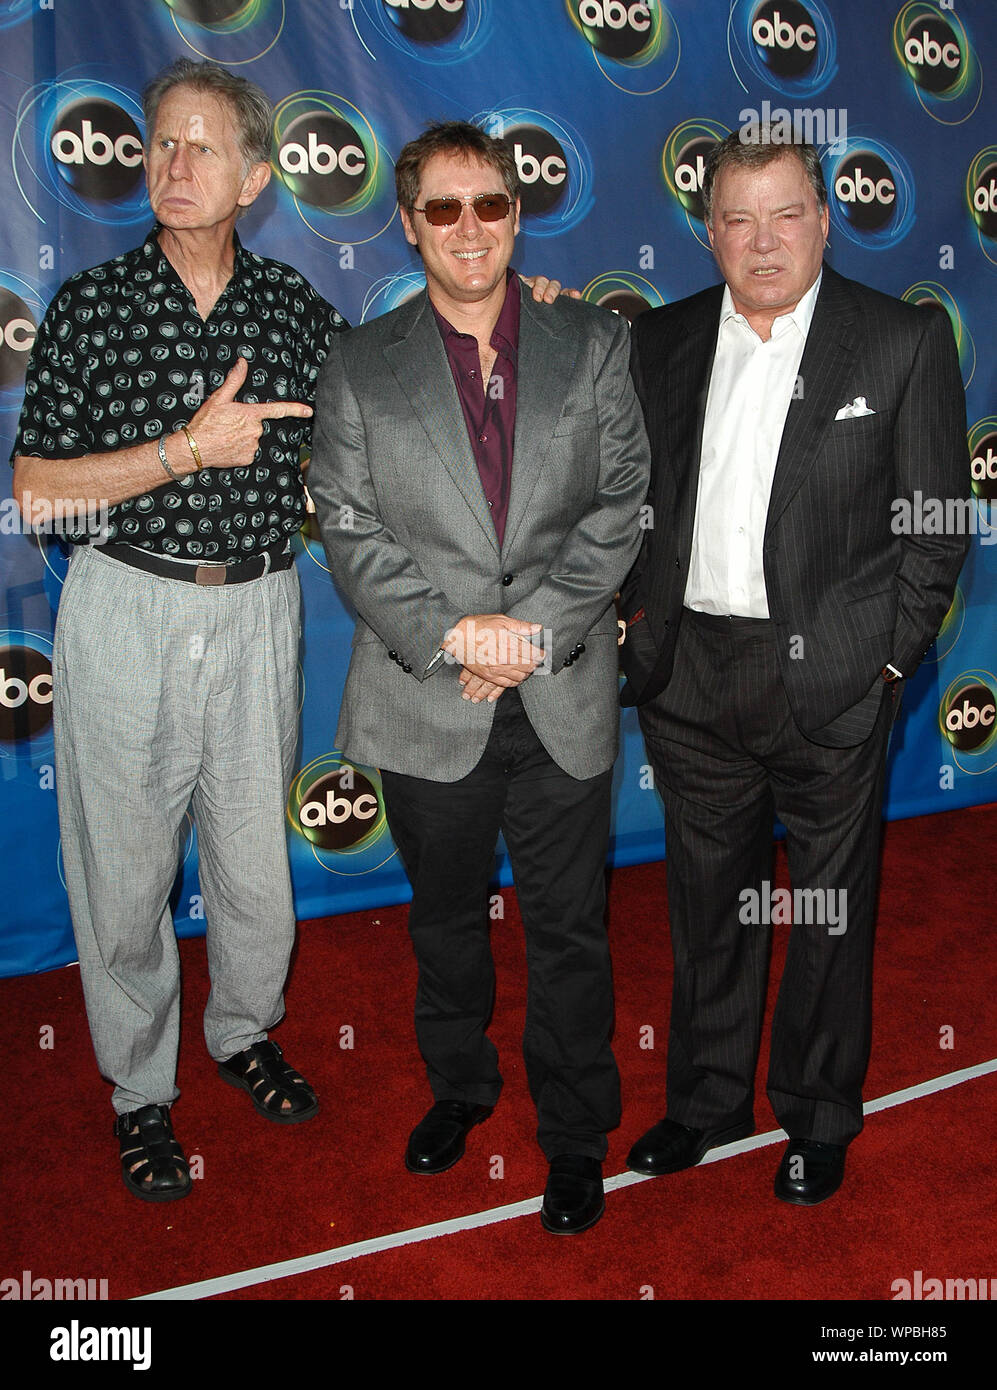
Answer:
[
  {"left": 672, "top": 136, "right": 717, "bottom": 222},
  {"left": 903, "top": 17, "right": 962, "bottom": 93},
  {"left": 0, "top": 289, "right": 37, "bottom": 390},
  {"left": 751, "top": 1, "right": 818, "bottom": 78},
  {"left": 970, "top": 161, "right": 997, "bottom": 239},
  {"left": 382, "top": 0, "right": 465, "bottom": 44},
  {"left": 573, "top": 1, "right": 654, "bottom": 61},
  {"left": 276, "top": 111, "right": 368, "bottom": 210},
  {"left": 943, "top": 682, "right": 996, "bottom": 752},
  {"left": 833, "top": 152, "right": 896, "bottom": 232},
  {"left": 596, "top": 289, "right": 651, "bottom": 321},
  {"left": 50, "top": 98, "right": 143, "bottom": 202},
  {"left": 297, "top": 767, "right": 380, "bottom": 851},
  {"left": 163, "top": 1, "right": 248, "bottom": 22},
  {"left": 0, "top": 646, "right": 53, "bottom": 744},
  {"left": 504, "top": 125, "right": 568, "bottom": 216},
  {"left": 971, "top": 432, "right": 997, "bottom": 503}
]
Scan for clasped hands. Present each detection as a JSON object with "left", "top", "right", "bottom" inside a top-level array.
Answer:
[{"left": 443, "top": 614, "right": 544, "bottom": 704}]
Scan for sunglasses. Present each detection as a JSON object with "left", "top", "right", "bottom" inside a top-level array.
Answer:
[{"left": 411, "top": 193, "right": 512, "bottom": 226}]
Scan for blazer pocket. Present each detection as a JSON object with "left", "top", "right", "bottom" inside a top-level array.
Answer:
[
  {"left": 350, "top": 620, "right": 383, "bottom": 649},
  {"left": 553, "top": 407, "right": 598, "bottom": 436},
  {"left": 831, "top": 412, "right": 887, "bottom": 433},
  {"left": 846, "top": 588, "right": 895, "bottom": 640}
]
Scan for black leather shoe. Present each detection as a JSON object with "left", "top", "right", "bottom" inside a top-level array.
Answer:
[
  {"left": 626, "top": 1116, "right": 753, "bottom": 1175},
  {"left": 774, "top": 1138, "right": 846, "bottom": 1206},
  {"left": 540, "top": 1155, "right": 604, "bottom": 1235},
  {"left": 405, "top": 1100, "right": 492, "bottom": 1174}
]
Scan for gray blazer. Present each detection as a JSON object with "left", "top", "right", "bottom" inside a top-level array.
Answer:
[{"left": 308, "top": 282, "right": 650, "bottom": 781}]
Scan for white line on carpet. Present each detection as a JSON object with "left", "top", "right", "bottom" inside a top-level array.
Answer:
[{"left": 134, "top": 1056, "right": 997, "bottom": 1301}]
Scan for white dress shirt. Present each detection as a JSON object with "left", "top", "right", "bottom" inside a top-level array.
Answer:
[{"left": 684, "top": 273, "right": 821, "bottom": 617}]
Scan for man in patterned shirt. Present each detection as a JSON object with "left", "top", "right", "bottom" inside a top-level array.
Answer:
[{"left": 10, "top": 59, "right": 346, "bottom": 1202}]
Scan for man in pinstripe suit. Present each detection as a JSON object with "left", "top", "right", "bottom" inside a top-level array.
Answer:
[{"left": 619, "top": 130, "right": 968, "bottom": 1204}]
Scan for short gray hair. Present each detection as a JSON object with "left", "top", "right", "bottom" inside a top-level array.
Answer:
[
  {"left": 142, "top": 58, "right": 272, "bottom": 168},
  {"left": 702, "top": 127, "right": 827, "bottom": 226}
]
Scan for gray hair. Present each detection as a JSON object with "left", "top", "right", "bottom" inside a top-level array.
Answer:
[
  {"left": 702, "top": 127, "right": 827, "bottom": 226},
  {"left": 142, "top": 58, "right": 272, "bottom": 169}
]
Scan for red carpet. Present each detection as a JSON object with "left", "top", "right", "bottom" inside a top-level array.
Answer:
[
  {"left": 1, "top": 803, "right": 994, "bottom": 1316},
  {"left": 216, "top": 1072, "right": 996, "bottom": 1304}
]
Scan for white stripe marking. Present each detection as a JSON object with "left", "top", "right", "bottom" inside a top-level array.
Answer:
[{"left": 134, "top": 1057, "right": 997, "bottom": 1301}]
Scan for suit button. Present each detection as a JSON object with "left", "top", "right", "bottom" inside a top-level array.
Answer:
[
  {"left": 402, "top": 663, "right": 412, "bottom": 674},
  {"left": 388, "top": 650, "right": 397, "bottom": 661},
  {"left": 501, "top": 573, "right": 513, "bottom": 586},
  {"left": 576, "top": 643, "right": 585, "bottom": 655}
]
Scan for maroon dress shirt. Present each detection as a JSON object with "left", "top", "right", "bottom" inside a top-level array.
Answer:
[{"left": 431, "top": 272, "right": 520, "bottom": 547}]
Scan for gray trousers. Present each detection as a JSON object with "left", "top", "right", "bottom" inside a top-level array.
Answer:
[{"left": 53, "top": 545, "right": 301, "bottom": 1114}]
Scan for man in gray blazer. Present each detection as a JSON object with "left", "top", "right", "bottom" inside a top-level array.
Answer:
[
  {"left": 620, "top": 129, "right": 969, "bottom": 1204},
  {"left": 308, "top": 121, "right": 650, "bottom": 1234}
]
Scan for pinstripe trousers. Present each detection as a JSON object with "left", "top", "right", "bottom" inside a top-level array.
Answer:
[
  {"left": 53, "top": 545, "right": 301, "bottom": 1114},
  {"left": 638, "top": 608, "right": 894, "bottom": 1147}
]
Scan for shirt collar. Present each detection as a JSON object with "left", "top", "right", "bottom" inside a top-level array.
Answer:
[
  {"left": 719, "top": 269, "right": 822, "bottom": 341},
  {"left": 431, "top": 268, "right": 520, "bottom": 361},
  {"left": 491, "top": 268, "right": 521, "bottom": 361},
  {"left": 143, "top": 225, "right": 250, "bottom": 282}
]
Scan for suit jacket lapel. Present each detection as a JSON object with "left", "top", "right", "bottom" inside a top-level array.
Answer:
[
  {"left": 766, "top": 265, "right": 861, "bottom": 533},
  {"left": 503, "top": 284, "right": 576, "bottom": 557},
  {"left": 667, "top": 294, "right": 721, "bottom": 549},
  {"left": 382, "top": 292, "right": 500, "bottom": 556}
]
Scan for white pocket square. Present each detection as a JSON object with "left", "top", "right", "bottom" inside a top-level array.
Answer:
[{"left": 834, "top": 396, "right": 876, "bottom": 420}]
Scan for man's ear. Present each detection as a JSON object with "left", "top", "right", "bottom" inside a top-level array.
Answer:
[
  {"left": 399, "top": 204, "right": 419, "bottom": 248},
  {"left": 238, "top": 160, "right": 271, "bottom": 208}
]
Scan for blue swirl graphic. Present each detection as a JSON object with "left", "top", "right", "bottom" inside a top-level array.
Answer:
[
  {"left": 473, "top": 106, "right": 594, "bottom": 238},
  {"left": 728, "top": 0, "right": 837, "bottom": 96},
  {"left": 825, "top": 135, "right": 917, "bottom": 250},
  {"left": 351, "top": 0, "right": 490, "bottom": 65},
  {"left": 12, "top": 75, "right": 148, "bottom": 226}
]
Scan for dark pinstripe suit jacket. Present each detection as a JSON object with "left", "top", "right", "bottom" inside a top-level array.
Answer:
[{"left": 620, "top": 265, "right": 969, "bottom": 747}]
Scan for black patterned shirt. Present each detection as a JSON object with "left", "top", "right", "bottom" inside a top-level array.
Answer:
[{"left": 10, "top": 227, "right": 348, "bottom": 560}]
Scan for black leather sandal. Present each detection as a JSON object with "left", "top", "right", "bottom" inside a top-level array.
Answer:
[
  {"left": 114, "top": 1104, "right": 192, "bottom": 1203},
  {"left": 217, "top": 1040, "right": 319, "bottom": 1124}
]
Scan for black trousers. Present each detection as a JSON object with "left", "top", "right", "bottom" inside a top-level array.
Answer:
[
  {"left": 638, "top": 610, "right": 894, "bottom": 1146},
  {"left": 381, "top": 689, "right": 620, "bottom": 1160}
]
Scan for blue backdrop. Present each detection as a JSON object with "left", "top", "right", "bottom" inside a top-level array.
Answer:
[{"left": 1, "top": 0, "right": 994, "bottom": 977}]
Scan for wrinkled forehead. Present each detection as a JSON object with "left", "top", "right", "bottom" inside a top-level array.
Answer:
[
  {"left": 713, "top": 151, "right": 818, "bottom": 215},
  {"left": 150, "top": 86, "right": 241, "bottom": 145}
]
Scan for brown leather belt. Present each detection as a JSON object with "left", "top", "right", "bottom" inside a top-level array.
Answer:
[{"left": 99, "top": 542, "right": 294, "bottom": 586}]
